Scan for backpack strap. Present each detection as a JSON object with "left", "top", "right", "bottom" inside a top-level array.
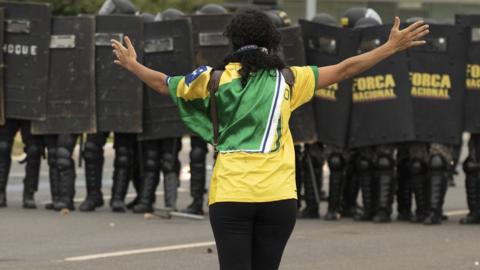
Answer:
[
  {"left": 207, "top": 70, "right": 224, "bottom": 155},
  {"left": 281, "top": 67, "right": 295, "bottom": 90}
]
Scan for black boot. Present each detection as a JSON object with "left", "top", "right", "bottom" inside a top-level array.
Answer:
[
  {"left": 460, "top": 158, "right": 480, "bottom": 224},
  {"left": 354, "top": 157, "right": 375, "bottom": 221},
  {"left": 299, "top": 153, "right": 320, "bottom": 219},
  {"left": 396, "top": 158, "right": 412, "bottom": 221},
  {"left": 80, "top": 142, "right": 105, "bottom": 212},
  {"left": 0, "top": 141, "right": 12, "bottom": 207},
  {"left": 183, "top": 141, "right": 206, "bottom": 215},
  {"left": 163, "top": 172, "right": 178, "bottom": 210},
  {"left": 45, "top": 157, "right": 60, "bottom": 210},
  {"left": 424, "top": 155, "right": 447, "bottom": 225},
  {"left": 340, "top": 166, "right": 359, "bottom": 218},
  {"left": 54, "top": 147, "right": 76, "bottom": 211},
  {"left": 373, "top": 156, "right": 394, "bottom": 223},
  {"left": 110, "top": 146, "right": 132, "bottom": 213},
  {"left": 409, "top": 160, "right": 428, "bottom": 223},
  {"left": 23, "top": 149, "right": 41, "bottom": 209},
  {"left": 132, "top": 171, "right": 158, "bottom": 213},
  {"left": 324, "top": 154, "right": 345, "bottom": 221}
]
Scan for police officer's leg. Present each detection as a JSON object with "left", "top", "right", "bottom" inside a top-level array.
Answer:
[
  {"left": 299, "top": 145, "right": 320, "bottom": 219},
  {"left": 424, "top": 144, "right": 450, "bottom": 225},
  {"left": 161, "top": 138, "right": 181, "bottom": 209},
  {"left": 354, "top": 151, "right": 376, "bottom": 221},
  {"left": 20, "top": 120, "right": 43, "bottom": 209},
  {"left": 43, "top": 135, "right": 60, "bottom": 210},
  {"left": 340, "top": 155, "right": 359, "bottom": 218},
  {"left": 183, "top": 136, "right": 208, "bottom": 214},
  {"left": 409, "top": 158, "right": 428, "bottom": 223},
  {"left": 55, "top": 134, "right": 79, "bottom": 211},
  {"left": 110, "top": 133, "right": 135, "bottom": 212},
  {"left": 126, "top": 142, "right": 142, "bottom": 209},
  {"left": 133, "top": 140, "right": 160, "bottom": 213},
  {"left": 460, "top": 134, "right": 480, "bottom": 224},
  {"left": 396, "top": 145, "right": 412, "bottom": 221},
  {"left": 0, "top": 120, "right": 18, "bottom": 207},
  {"left": 325, "top": 152, "right": 345, "bottom": 221},
  {"left": 372, "top": 150, "right": 395, "bottom": 223},
  {"left": 79, "top": 133, "right": 107, "bottom": 211}
]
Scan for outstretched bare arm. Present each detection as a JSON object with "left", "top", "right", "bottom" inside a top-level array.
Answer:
[
  {"left": 111, "top": 37, "right": 170, "bottom": 95},
  {"left": 316, "top": 17, "right": 429, "bottom": 89}
]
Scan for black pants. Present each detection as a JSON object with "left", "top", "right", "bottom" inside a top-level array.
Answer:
[{"left": 209, "top": 199, "right": 297, "bottom": 270}]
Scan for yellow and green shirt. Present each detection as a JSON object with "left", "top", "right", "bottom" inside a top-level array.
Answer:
[{"left": 167, "top": 63, "right": 318, "bottom": 204}]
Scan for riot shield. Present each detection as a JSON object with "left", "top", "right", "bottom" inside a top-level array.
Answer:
[
  {"left": 190, "top": 14, "right": 232, "bottom": 67},
  {"left": 348, "top": 25, "right": 415, "bottom": 148},
  {"left": 139, "top": 18, "right": 193, "bottom": 141},
  {"left": 95, "top": 15, "right": 143, "bottom": 133},
  {"left": 456, "top": 15, "right": 480, "bottom": 133},
  {"left": 407, "top": 24, "right": 467, "bottom": 145},
  {"left": 0, "top": 8, "right": 5, "bottom": 125},
  {"left": 299, "top": 20, "right": 357, "bottom": 148},
  {"left": 31, "top": 16, "right": 96, "bottom": 135},
  {"left": 278, "top": 25, "right": 317, "bottom": 143},
  {"left": 0, "top": 2, "right": 51, "bottom": 120}
]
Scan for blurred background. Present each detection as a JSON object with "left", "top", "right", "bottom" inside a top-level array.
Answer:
[{"left": 13, "top": 0, "right": 480, "bottom": 22}]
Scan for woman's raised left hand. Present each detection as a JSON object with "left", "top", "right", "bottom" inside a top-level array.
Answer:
[{"left": 387, "top": 16, "right": 429, "bottom": 52}]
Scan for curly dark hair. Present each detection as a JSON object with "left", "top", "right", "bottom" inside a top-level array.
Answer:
[{"left": 217, "top": 9, "right": 286, "bottom": 86}]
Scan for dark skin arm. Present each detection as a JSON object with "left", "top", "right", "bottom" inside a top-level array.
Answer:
[{"left": 111, "top": 16, "right": 429, "bottom": 94}]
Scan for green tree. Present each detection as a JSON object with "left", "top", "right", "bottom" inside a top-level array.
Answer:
[{"left": 14, "top": 0, "right": 223, "bottom": 15}]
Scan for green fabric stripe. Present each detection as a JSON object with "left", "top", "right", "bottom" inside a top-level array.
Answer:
[
  {"left": 216, "top": 70, "right": 278, "bottom": 152},
  {"left": 310, "top": 66, "right": 319, "bottom": 97},
  {"left": 168, "top": 76, "right": 213, "bottom": 144}
]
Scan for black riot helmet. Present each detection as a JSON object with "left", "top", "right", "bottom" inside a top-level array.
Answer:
[
  {"left": 264, "top": 10, "right": 292, "bottom": 28},
  {"left": 156, "top": 8, "right": 185, "bottom": 21},
  {"left": 311, "top": 13, "right": 337, "bottom": 26},
  {"left": 98, "top": 0, "right": 138, "bottom": 15},
  {"left": 195, "top": 4, "right": 228, "bottom": 15},
  {"left": 354, "top": 16, "right": 382, "bottom": 29},
  {"left": 341, "top": 7, "right": 382, "bottom": 28},
  {"left": 139, "top": 12, "right": 155, "bottom": 23}
]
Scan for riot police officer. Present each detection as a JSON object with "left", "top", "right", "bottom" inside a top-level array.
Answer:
[
  {"left": 182, "top": 4, "right": 230, "bottom": 215},
  {"left": 0, "top": 121, "right": 43, "bottom": 209}
]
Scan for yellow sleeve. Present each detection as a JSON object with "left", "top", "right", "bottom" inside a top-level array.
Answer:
[
  {"left": 168, "top": 66, "right": 212, "bottom": 101},
  {"left": 289, "top": 66, "right": 318, "bottom": 111}
]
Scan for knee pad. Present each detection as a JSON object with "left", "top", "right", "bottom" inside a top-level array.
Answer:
[
  {"left": 161, "top": 152, "right": 176, "bottom": 172},
  {"left": 56, "top": 147, "right": 73, "bottom": 170},
  {"left": 0, "top": 141, "right": 12, "bottom": 156},
  {"left": 376, "top": 155, "right": 394, "bottom": 171},
  {"left": 47, "top": 148, "right": 57, "bottom": 167},
  {"left": 328, "top": 154, "right": 345, "bottom": 172},
  {"left": 25, "top": 144, "right": 42, "bottom": 159},
  {"left": 463, "top": 157, "right": 480, "bottom": 174},
  {"left": 355, "top": 157, "right": 372, "bottom": 173},
  {"left": 429, "top": 155, "right": 446, "bottom": 171},
  {"left": 190, "top": 147, "right": 206, "bottom": 164},
  {"left": 84, "top": 141, "right": 103, "bottom": 162},
  {"left": 409, "top": 159, "right": 426, "bottom": 176},
  {"left": 114, "top": 146, "right": 130, "bottom": 168},
  {"left": 144, "top": 149, "right": 160, "bottom": 172}
]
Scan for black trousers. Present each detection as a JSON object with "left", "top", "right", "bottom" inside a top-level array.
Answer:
[{"left": 209, "top": 199, "right": 297, "bottom": 270}]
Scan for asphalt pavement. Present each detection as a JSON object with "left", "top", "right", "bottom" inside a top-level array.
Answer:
[{"left": 0, "top": 137, "right": 479, "bottom": 270}]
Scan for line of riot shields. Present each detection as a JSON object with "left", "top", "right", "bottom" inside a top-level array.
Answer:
[{"left": 1, "top": 1, "right": 480, "bottom": 225}]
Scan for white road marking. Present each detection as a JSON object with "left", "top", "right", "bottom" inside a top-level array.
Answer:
[
  {"left": 444, "top": 210, "right": 469, "bottom": 216},
  {"left": 64, "top": 241, "right": 216, "bottom": 262}
]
